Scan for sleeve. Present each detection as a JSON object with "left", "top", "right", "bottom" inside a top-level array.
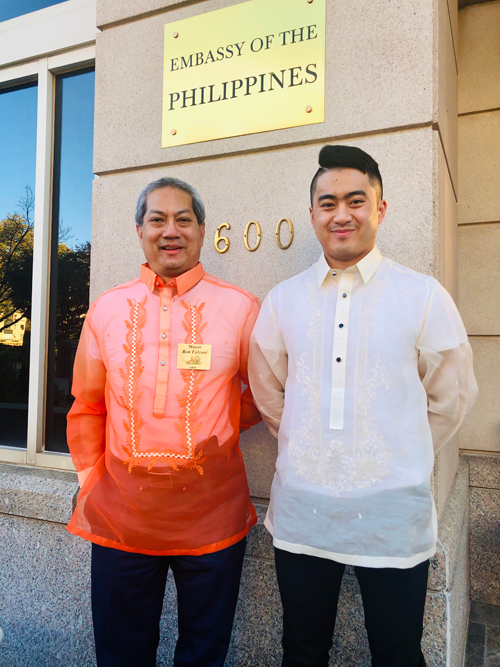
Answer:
[
  {"left": 238, "top": 296, "right": 263, "bottom": 432},
  {"left": 417, "top": 283, "right": 478, "bottom": 454},
  {"left": 248, "top": 291, "right": 288, "bottom": 439},
  {"left": 67, "top": 304, "right": 107, "bottom": 476}
]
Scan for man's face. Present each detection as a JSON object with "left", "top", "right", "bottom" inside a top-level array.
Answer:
[
  {"left": 310, "top": 168, "right": 387, "bottom": 269},
  {"left": 136, "top": 187, "right": 205, "bottom": 280}
]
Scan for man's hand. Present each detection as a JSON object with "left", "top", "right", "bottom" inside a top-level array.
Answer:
[{"left": 77, "top": 468, "right": 92, "bottom": 488}]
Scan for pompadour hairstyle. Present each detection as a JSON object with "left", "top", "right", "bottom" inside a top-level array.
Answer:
[
  {"left": 135, "top": 177, "right": 206, "bottom": 227},
  {"left": 310, "top": 145, "right": 383, "bottom": 205}
]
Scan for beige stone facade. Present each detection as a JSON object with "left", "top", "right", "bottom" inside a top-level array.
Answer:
[
  {"left": 458, "top": 0, "right": 500, "bottom": 455},
  {"left": 88, "top": 0, "right": 466, "bottom": 663},
  {"left": 91, "top": 0, "right": 460, "bottom": 519},
  {"left": 0, "top": 0, "right": 499, "bottom": 665},
  {"left": 457, "top": 0, "right": 500, "bottom": 624}
]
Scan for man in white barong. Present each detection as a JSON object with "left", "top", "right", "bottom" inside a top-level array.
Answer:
[{"left": 248, "top": 144, "right": 477, "bottom": 667}]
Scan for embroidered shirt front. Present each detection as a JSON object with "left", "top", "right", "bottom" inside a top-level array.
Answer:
[
  {"left": 67, "top": 263, "right": 261, "bottom": 556},
  {"left": 248, "top": 247, "right": 477, "bottom": 568}
]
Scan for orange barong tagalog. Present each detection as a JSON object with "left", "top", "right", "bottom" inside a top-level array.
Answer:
[{"left": 67, "top": 263, "right": 261, "bottom": 555}]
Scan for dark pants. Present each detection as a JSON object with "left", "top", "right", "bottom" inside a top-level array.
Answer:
[
  {"left": 274, "top": 548, "right": 429, "bottom": 667},
  {"left": 91, "top": 538, "right": 246, "bottom": 667}
]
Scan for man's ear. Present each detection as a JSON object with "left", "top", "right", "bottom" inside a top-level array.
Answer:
[
  {"left": 309, "top": 205, "right": 314, "bottom": 228},
  {"left": 377, "top": 200, "right": 388, "bottom": 226},
  {"left": 136, "top": 224, "right": 144, "bottom": 249},
  {"left": 199, "top": 222, "right": 206, "bottom": 246}
]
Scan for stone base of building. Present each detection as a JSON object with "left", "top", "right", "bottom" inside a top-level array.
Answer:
[
  {"left": 0, "top": 460, "right": 470, "bottom": 667},
  {"left": 465, "top": 454, "right": 500, "bottom": 607}
]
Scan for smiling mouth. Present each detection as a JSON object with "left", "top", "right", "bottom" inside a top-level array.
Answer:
[
  {"left": 161, "top": 245, "right": 184, "bottom": 252},
  {"left": 332, "top": 229, "right": 355, "bottom": 236}
]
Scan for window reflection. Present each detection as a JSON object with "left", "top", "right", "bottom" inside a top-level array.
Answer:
[
  {"left": 0, "top": 82, "right": 37, "bottom": 448},
  {"left": 45, "top": 68, "right": 95, "bottom": 453},
  {"left": 0, "top": 0, "right": 67, "bottom": 23}
]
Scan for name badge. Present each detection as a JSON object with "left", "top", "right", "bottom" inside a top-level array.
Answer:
[{"left": 177, "top": 344, "right": 211, "bottom": 370}]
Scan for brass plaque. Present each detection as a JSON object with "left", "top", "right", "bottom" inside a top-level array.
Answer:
[{"left": 162, "top": 0, "right": 326, "bottom": 148}]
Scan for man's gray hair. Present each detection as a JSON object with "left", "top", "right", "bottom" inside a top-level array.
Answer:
[{"left": 135, "top": 177, "right": 206, "bottom": 227}]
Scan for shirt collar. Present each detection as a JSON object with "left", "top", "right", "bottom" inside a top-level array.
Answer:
[
  {"left": 140, "top": 262, "right": 205, "bottom": 296},
  {"left": 315, "top": 246, "right": 383, "bottom": 287}
]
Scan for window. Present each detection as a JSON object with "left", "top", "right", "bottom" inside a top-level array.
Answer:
[
  {"left": 0, "top": 0, "right": 96, "bottom": 469},
  {"left": 45, "top": 68, "right": 94, "bottom": 453},
  {"left": 0, "top": 1, "right": 68, "bottom": 23},
  {"left": 0, "top": 82, "right": 37, "bottom": 449}
]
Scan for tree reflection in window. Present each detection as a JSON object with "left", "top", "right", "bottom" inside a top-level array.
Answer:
[
  {"left": 45, "top": 67, "right": 94, "bottom": 453},
  {"left": 0, "top": 81, "right": 37, "bottom": 448}
]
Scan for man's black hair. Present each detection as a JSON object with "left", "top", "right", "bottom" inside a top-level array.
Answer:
[{"left": 310, "top": 145, "right": 383, "bottom": 205}]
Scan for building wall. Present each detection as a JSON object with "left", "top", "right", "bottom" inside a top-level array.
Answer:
[
  {"left": 0, "top": 1, "right": 473, "bottom": 665},
  {"left": 458, "top": 0, "right": 500, "bottom": 455},
  {"left": 457, "top": 0, "right": 500, "bottom": 604},
  {"left": 91, "top": 0, "right": 460, "bottom": 516},
  {"left": 82, "top": 1, "right": 470, "bottom": 664}
]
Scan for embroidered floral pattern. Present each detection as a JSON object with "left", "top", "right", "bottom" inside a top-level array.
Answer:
[
  {"left": 120, "top": 297, "right": 147, "bottom": 471},
  {"left": 288, "top": 279, "right": 326, "bottom": 476},
  {"left": 121, "top": 297, "right": 208, "bottom": 475},
  {"left": 289, "top": 272, "right": 392, "bottom": 495}
]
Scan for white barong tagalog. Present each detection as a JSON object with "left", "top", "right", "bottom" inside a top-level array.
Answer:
[{"left": 249, "top": 246, "right": 477, "bottom": 569}]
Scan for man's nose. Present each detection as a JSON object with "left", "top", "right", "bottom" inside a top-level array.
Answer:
[
  {"left": 333, "top": 204, "right": 352, "bottom": 224},
  {"left": 161, "top": 219, "right": 180, "bottom": 236}
]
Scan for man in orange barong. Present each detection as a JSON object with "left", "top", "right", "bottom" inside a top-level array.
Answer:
[{"left": 67, "top": 177, "right": 261, "bottom": 667}]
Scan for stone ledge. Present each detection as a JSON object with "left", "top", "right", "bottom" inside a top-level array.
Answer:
[
  {"left": 470, "top": 486, "right": 500, "bottom": 605},
  {"left": 0, "top": 465, "right": 470, "bottom": 667},
  {"left": 464, "top": 454, "right": 500, "bottom": 490},
  {"left": 0, "top": 463, "right": 79, "bottom": 525}
]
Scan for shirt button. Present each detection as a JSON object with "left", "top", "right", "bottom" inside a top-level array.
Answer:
[
  {"left": 332, "top": 272, "right": 337, "bottom": 276},
  {"left": 342, "top": 293, "right": 347, "bottom": 298},
  {"left": 156, "top": 281, "right": 159, "bottom": 286},
  {"left": 161, "top": 333, "right": 166, "bottom": 339},
  {"left": 336, "top": 357, "right": 342, "bottom": 363},
  {"left": 339, "top": 324, "right": 344, "bottom": 328},
  {"left": 160, "top": 361, "right": 165, "bottom": 366},
  {"left": 163, "top": 306, "right": 168, "bottom": 311}
]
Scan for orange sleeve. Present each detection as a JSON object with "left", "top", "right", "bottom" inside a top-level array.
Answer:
[
  {"left": 239, "top": 296, "right": 262, "bottom": 432},
  {"left": 67, "top": 306, "right": 107, "bottom": 472}
]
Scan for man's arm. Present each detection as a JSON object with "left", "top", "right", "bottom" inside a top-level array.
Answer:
[
  {"left": 67, "top": 306, "right": 107, "bottom": 486},
  {"left": 417, "top": 284, "right": 478, "bottom": 454},
  {"left": 248, "top": 293, "right": 288, "bottom": 439},
  {"left": 238, "top": 296, "right": 263, "bottom": 431}
]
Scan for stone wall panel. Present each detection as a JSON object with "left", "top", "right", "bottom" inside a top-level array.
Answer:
[
  {"left": 460, "top": 338, "right": 500, "bottom": 452},
  {"left": 458, "top": 111, "right": 500, "bottom": 225},
  {"left": 93, "top": 0, "right": 434, "bottom": 174},
  {"left": 458, "top": 1, "right": 500, "bottom": 115}
]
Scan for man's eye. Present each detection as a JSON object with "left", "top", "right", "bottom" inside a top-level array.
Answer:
[{"left": 350, "top": 199, "right": 364, "bottom": 205}]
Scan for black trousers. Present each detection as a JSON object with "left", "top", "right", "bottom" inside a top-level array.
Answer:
[
  {"left": 91, "top": 538, "right": 246, "bottom": 667},
  {"left": 274, "top": 548, "right": 429, "bottom": 667}
]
